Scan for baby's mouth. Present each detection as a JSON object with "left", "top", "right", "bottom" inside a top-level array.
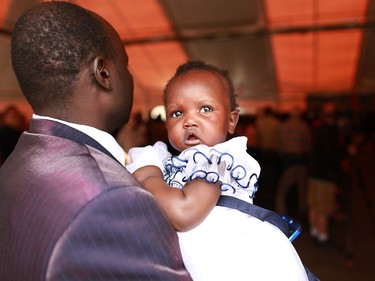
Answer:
[{"left": 184, "top": 131, "right": 200, "bottom": 146}]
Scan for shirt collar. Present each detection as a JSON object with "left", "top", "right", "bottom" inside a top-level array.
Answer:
[{"left": 32, "top": 114, "right": 125, "bottom": 166}]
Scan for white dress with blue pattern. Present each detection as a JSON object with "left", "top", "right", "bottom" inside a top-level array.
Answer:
[
  {"left": 127, "top": 137, "right": 308, "bottom": 281},
  {"left": 162, "top": 137, "right": 260, "bottom": 203}
]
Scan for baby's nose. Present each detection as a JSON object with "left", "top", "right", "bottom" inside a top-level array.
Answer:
[{"left": 183, "top": 115, "right": 198, "bottom": 128}]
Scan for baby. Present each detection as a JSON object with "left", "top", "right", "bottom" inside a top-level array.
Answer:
[{"left": 127, "top": 60, "right": 308, "bottom": 281}]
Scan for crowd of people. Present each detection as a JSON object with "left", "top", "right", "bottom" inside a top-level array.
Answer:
[{"left": 235, "top": 104, "right": 372, "bottom": 249}]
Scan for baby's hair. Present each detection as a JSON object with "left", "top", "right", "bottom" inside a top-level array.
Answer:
[{"left": 163, "top": 60, "right": 238, "bottom": 111}]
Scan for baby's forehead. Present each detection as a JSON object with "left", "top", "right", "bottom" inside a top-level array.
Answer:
[
  {"left": 170, "top": 71, "right": 231, "bottom": 104},
  {"left": 176, "top": 69, "right": 229, "bottom": 89},
  {"left": 184, "top": 68, "right": 221, "bottom": 78}
]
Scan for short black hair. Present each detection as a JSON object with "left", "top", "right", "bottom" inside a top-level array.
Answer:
[
  {"left": 11, "top": 2, "right": 118, "bottom": 111},
  {"left": 163, "top": 60, "right": 238, "bottom": 111}
]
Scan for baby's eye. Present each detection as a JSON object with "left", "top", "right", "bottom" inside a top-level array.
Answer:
[
  {"left": 200, "top": 106, "right": 213, "bottom": 113},
  {"left": 171, "top": 111, "right": 182, "bottom": 118}
]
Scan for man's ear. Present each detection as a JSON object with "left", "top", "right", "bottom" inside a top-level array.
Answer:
[
  {"left": 92, "top": 56, "right": 112, "bottom": 91},
  {"left": 228, "top": 110, "right": 240, "bottom": 135}
]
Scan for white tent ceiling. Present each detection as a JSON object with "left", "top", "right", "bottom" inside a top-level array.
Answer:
[{"left": 0, "top": 0, "right": 374, "bottom": 118}]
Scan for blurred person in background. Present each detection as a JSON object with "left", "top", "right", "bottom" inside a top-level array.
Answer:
[
  {"left": 255, "top": 106, "right": 281, "bottom": 208},
  {"left": 307, "top": 103, "right": 342, "bottom": 246},
  {"left": 241, "top": 115, "right": 261, "bottom": 162},
  {"left": 0, "top": 105, "right": 27, "bottom": 166},
  {"left": 276, "top": 107, "right": 311, "bottom": 219},
  {"left": 115, "top": 111, "right": 147, "bottom": 164}
]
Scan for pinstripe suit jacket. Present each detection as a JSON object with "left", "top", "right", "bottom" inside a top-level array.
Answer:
[{"left": 0, "top": 119, "right": 192, "bottom": 281}]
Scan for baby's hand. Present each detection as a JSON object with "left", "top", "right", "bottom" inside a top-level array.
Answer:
[
  {"left": 132, "top": 165, "right": 163, "bottom": 184},
  {"left": 126, "top": 141, "right": 171, "bottom": 173}
]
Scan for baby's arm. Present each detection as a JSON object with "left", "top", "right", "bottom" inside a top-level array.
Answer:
[{"left": 133, "top": 165, "right": 221, "bottom": 232}]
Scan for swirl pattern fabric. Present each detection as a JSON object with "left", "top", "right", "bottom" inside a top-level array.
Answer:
[{"left": 164, "top": 137, "right": 260, "bottom": 202}]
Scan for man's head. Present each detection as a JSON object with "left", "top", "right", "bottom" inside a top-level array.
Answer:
[{"left": 11, "top": 2, "right": 133, "bottom": 133}]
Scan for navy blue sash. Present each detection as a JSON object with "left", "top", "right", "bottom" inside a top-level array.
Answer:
[{"left": 217, "top": 195, "right": 289, "bottom": 236}]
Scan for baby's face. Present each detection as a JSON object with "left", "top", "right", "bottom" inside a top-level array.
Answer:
[{"left": 164, "top": 70, "right": 238, "bottom": 151}]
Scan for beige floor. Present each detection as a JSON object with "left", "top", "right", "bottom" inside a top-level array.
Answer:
[{"left": 294, "top": 186, "right": 375, "bottom": 281}]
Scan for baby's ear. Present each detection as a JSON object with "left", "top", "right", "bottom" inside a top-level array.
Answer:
[{"left": 228, "top": 110, "right": 239, "bottom": 135}]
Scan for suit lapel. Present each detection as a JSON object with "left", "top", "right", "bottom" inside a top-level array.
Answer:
[{"left": 28, "top": 119, "right": 120, "bottom": 164}]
